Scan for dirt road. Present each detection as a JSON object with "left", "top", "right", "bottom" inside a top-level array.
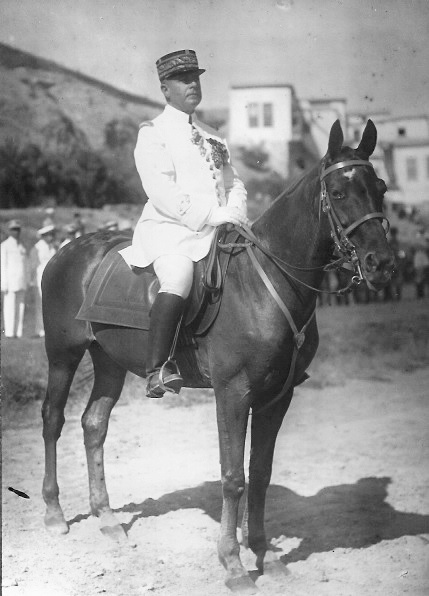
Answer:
[{"left": 2, "top": 367, "right": 429, "bottom": 596}]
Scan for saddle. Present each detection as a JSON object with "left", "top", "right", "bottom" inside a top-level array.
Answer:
[{"left": 76, "top": 226, "right": 241, "bottom": 337}]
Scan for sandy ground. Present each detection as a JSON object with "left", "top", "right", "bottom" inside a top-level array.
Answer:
[{"left": 2, "top": 361, "right": 429, "bottom": 596}]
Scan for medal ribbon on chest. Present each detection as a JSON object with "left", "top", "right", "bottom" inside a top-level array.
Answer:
[{"left": 191, "top": 125, "right": 229, "bottom": 169}]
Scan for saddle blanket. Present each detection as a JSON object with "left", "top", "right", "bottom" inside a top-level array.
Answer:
[
  {"left": 75, "top": 234, "right": 236, "bottom": 335},
  {"left": 76, "top": 241, "right": 158, "bottom": 330}
]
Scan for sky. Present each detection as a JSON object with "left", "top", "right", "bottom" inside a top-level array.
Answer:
[{"left": 1, "top": 0, "right": 429, "bottom": 117}]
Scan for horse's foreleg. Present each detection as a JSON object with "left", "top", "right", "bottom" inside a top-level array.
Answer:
[
  {"left": 82, "top": 342, "right": 126, "bottom": 541},
  {"left": 215, "top": 378, "right": 257, "bottom": 594},
  {"left": 243, "top": 390, "right": 294, "bottom": 576},
  {"left": 42, "top": 355, "right": 84, "bottom": 534}
]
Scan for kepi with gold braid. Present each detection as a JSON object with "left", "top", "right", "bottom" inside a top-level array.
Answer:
[{"left": 156, "top": 49, "right": 205, "bottom": 81}]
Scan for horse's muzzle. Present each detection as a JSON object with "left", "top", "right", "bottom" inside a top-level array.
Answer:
[{"left": 362, "top": 251, "right": 395, "bottom": 290}]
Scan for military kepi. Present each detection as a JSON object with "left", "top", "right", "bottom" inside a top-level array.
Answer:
[{"left": 156, "top": 49, "right": 205, "bottom": 81}]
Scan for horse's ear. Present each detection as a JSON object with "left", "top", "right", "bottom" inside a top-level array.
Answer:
[
  {"left": 357, "top": 119, "right": 377, "bottom": 157},
  {"left": 327, "top": 120, "right": 344, "bottom": 159}
]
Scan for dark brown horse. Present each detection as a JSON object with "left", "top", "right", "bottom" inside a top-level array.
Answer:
[{"left": 41, "top": 120, "right": 393, "bottom": 593}]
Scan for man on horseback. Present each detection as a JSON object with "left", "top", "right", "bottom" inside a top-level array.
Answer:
[{"left": 120, "top": 49, "right": 248, "bottom": 398}]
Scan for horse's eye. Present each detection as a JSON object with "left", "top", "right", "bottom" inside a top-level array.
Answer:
[{"left": 331, "top": 190, "right": 345, "bottom": 200}]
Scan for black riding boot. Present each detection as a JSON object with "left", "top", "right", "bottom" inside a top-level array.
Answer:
[{"left": 145, "top": 292, "right": 185, "bottom": 398}]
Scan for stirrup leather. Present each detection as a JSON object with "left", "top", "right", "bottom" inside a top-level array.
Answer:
[{"left": 146, "top": 359, "right": 183, "bottom": 398}]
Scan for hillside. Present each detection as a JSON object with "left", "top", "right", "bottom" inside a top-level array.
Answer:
[{"left": 0, "top": 42, "right": 163, "bottom": 150}]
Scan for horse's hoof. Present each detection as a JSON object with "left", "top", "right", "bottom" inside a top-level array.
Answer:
[
  {"left": 263, "top": 560, "right": 290, "bottom": 578},
  {"left": 100, "top": 523, "right": 127, "bottom": 542},
  {"left": 99, "top": 511, "right": 127, "bottom": 542},
  {"left": 256, "top": 551, "right": 290, "bottom": 578},
  {"left": 225, "top": 575, "right": 259, "bottom": 594},
  {"left": 44, "top": 512, "right": 69, "bottom": 535}
]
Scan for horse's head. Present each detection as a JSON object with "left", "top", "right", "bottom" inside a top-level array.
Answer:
[{"left": 321, "top": 119, "right": 394, "bottom": 290}]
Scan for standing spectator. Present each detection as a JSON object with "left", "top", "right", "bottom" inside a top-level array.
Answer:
[
  {"left": 42, "top": 207, "right": 56, "bottom": 228},
  {"left": 413, "top": 232, "right": 429, "bottom": 299},
  {"left": 1, "top": 219, "right": 28, "bottom": 338},
  {"left": 73, "top": 212, "right": 85, "bottom": 237},
  {"left": 383, "top": 227, "right": 406, "bottom": 301},
  {"left": 29, "top": 224, "right": 57, "bottom": 337}
]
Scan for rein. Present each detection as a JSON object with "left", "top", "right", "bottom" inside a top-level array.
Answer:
[{"left": 216, "top": 157, "right": 389, "bottom": 414}]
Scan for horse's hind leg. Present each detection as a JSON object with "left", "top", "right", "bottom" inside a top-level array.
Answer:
[
  {"left": 242, "top": 390, "right": 294, "bottom": 576},
  {"left": 42, "top": 348, "right": 86, "bottom": 534},
  {"left": 82, "top": 342, "right": 126, "bottom": 541}
]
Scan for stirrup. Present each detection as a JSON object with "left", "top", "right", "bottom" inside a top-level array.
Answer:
[{"left": 146, "top": 359, "right": 183, "bottom": 398}]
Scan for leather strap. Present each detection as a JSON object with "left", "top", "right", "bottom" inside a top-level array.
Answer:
[
  {"left": 246, "top": 243, "right": 315, "bottom": 414},
  {"left": 320, "top": 159, "right": 373, "bottom": 179}
]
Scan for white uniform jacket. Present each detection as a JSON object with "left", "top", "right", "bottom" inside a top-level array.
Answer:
[
  {"left": 120, "top": 104, "right": 247, "bottom": 268},
  {"left": 1, "top": 236, "right": 28, "bottom": 293},
  {"left": 29, "top": 239, "right": 57, "bottom": 288}
]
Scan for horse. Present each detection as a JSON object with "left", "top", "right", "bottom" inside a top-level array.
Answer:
[{"left": 41, "top": 120, "right": 394, "bottom": 593}]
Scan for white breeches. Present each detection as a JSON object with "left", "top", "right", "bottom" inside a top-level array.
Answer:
[
  {"left": 153, "top": 254, "right": 194, "bottom": 299},
  {"left": 2, "top": 290, "right": 25, "bottom": 338}
]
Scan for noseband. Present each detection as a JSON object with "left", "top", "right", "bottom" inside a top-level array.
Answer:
[{"left": 320, "top": 159, "right": 389, "bottom": 285}]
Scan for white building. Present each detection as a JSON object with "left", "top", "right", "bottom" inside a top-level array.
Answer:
[
  {"left": 227, "top": 83, "right": 429, "bottom": 207},
  {"left": 228, "top": 84, "right": 300, "bottom": 178},
  {"left": 300, "top": 98, "right": 347, "bottom": 158},
  {"left": 348, "top": 114, "right": 429, "bottom": 206}
]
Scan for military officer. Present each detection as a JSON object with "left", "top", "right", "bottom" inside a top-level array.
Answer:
[
  {"left": 1, "top": 219, "right": 28, "bottom": 338},
  {"left": 120, "top": 49, "right": 248, "bottom": 398},
  {"left": 29, "top": 224, "right": 57, "bottom": 337}
]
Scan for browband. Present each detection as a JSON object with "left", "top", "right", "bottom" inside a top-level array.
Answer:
[{"left": 320, "top": 159, "right": 373, "bottom": 180}]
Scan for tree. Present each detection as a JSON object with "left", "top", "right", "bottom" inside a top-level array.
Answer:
[{"left": 104, "top": 118, "right": 138, "bottom": 149}]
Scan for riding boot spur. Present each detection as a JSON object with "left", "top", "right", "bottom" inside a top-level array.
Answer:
[{"left": 145, "top": 292, "right": 185, "bottom": 398}]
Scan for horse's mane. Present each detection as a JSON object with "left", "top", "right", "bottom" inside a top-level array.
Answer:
[{"left": 253, "top": 163, "right": 320, "bottom": 226}]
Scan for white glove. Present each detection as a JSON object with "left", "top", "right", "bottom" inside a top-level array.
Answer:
[{"left": 207, "top": 206, "right": 248, "bottom": 227}]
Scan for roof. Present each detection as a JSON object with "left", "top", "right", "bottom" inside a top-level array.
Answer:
[
  {"left": 231, "top": 83, "right": 294, "bottom": 90},
  {"left": 305, "top": 97, "right": 347, "bottom": 105},
  {"left": 386, "top": 138, "right": 429, "bottom": 149}
]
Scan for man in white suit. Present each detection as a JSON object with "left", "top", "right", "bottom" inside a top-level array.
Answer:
[
  {"left": 1, "top": 220, "right": 28, "bottom": 338},
  {"left": 120, "top": 49, "right": 248, "bottom": 398},
  {"left": 29, "top": 224, "right": 57, "bottom": 337}
]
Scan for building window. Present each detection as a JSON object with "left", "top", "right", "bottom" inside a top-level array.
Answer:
[
  {"left": 263, "top": 103, "right": 273, "bottom": 127},
  {"left": 406, "top": 157, "right": 418, "bottom": 181},
  {"left": 247, "top": 103, "right": 259, "bottom": 128},
  {"left": 398, "top": 127, "right": 406, "bottom": 137}
]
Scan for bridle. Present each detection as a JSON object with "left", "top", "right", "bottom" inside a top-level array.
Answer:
[
  {"left": 215, "top": 157, "right": 390, "bottom": 295},
  {"left": 319, "top": 158, "right": 389, "bottom": 287}
]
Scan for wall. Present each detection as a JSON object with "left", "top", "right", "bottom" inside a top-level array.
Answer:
[
  {"left": 228, "top": 85, "right": 293, "bottom": 176},
  {"left": 393, "top": 142, "right": 429, "bottom": 205}
]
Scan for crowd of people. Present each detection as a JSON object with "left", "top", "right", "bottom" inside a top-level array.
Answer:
[
  {"left": 1, "top": 212, "right": 85, "bottom": 338},
  {"left": 1, "top": 210, "right": 124, "bottom": 339},
  {"left": 1, "top": 208, "right": 126, "bottom": 339}
]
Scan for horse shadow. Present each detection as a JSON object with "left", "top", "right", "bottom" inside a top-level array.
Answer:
[{"left": 68, "top": 476, "right": 429, "bottom": 563}]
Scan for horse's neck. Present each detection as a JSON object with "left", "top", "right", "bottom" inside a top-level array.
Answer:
[{"left": 252, "top": 170, "right": 332, "bottom": 272}]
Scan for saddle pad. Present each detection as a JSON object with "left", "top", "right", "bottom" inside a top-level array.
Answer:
[
  {"left": 76, "top": 229, "right": 239, "bottom": 334},
  {"left": 76, "top": 241, "right": 159, "bottom": 330}
]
